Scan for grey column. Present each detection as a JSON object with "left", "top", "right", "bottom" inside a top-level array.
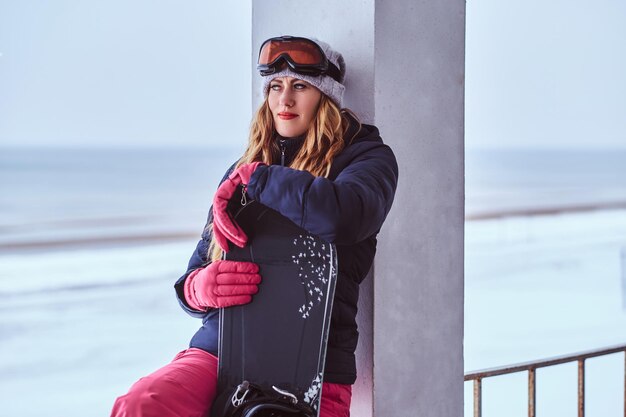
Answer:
[
  {"left": 252, "top": 1, "right": 465, "bottom": 416},
  {"left": 373, "top": 1, "right": 465, "bottom": 416}
]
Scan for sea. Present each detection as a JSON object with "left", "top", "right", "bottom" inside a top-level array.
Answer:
[{"left": 1, "top": 147, "right": 626, "bottom": 416}]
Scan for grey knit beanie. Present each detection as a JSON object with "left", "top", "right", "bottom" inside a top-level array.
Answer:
[{"left": 261, "top": 37, "right": 346, "bottom": 108}]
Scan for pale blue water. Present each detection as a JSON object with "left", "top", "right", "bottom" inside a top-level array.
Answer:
[
  {"left": 2, "top": 147, "right": 625, "bottom": 236},
  {"left": 0, "top": 147, "right": 243, "bottom": 246},
  {"left": 466, "top": 148, "right": 626, "bottom": 188},
  {"left": 465, "top": 148, "right": 626, "bottom": 215}
]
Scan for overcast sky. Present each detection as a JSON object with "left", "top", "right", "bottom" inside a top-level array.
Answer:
[
  {"left": 466, "top": 0, "right": 626, "bottom": 149},
  {"left": 0, "top": 1, "right": 252, "bottom": 149},
  {"left": 0, "top": 1, "right": 624, "bottom": 149}
]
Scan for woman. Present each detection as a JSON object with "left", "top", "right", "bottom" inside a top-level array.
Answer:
[{"left": 111, "top": 35, "right": 398, "bottom": 417}]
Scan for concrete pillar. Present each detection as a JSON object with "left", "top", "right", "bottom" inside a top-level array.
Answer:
[
  {"left": 252, "top": 1, "right": 465, "bottom": 416},
  {"left": 373, "top": 1, "right": 465, "bottom": 416}
]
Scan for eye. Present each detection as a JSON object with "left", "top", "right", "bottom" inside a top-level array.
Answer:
[
  {"left": 270, "top": 83, "right": 282, "bottom": 91},
  {"left": 294, "top": 83, "right": 307, "bottom": 90}
]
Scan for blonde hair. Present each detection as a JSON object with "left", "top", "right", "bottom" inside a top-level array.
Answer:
[{"left": 207, "top": 95, "right": 360, "bottom": 262}]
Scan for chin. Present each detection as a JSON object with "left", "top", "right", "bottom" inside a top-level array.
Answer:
[{"left": 276, "top": 126, "right": 305, "bottom": 138}]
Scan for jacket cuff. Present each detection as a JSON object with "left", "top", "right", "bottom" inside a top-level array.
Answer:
[
  {"left": 174, "top": 269, "right": 211, "bottom": 318},
  {"left": 183, "top": 269, "right": 208, "bottom": 312},
  {"left": 246, "top": 164, "right": 269, "bottom": 201}
]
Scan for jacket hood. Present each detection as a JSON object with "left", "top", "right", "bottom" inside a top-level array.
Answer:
[
  {"left": 342, "top": 111, "right": 382, "bottom": 147},
  {"left": 327, "top": 112, "right": 388, "bottom": 180}
]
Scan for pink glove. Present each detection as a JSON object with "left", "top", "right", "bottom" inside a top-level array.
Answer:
[
  {"left": 183, "top": 260, "right": 261, "bottom": 309},
  {"left": 212, "top": 162, "right": 264, "bottom": 251}
]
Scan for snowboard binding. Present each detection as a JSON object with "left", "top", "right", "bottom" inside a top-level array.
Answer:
[{"left": 211, "top": 380, "right": 315, "bottom": 417}]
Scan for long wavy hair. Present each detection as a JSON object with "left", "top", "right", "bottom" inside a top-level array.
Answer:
[{"left": 207, "top": 94, "right": 361, "bottom": 261}]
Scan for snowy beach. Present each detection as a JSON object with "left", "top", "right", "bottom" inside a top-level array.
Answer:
[
  {"left": 464, "top": 209, "right": 626, "bottom": 417},
  {"left": 1, "top": 147, "right": 625, "bottom": 416}
]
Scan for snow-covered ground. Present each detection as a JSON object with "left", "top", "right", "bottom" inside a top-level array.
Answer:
[
  {"left": 0, "top": 241, "right": 201, "bottom": 416},
  {"left": 1, "top": 209, "right": 626, "bottom": 416}
]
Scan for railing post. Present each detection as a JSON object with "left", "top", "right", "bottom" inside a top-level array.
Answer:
[
  {"left": 578, "top": 359, "right": 585, "bottom": 417},
  {"left": 466, "top": 345, "right": 626, "bottom": 416},
  {"left": 473, "top": 378, "right": 482, "bottom": 417},
  {"left": 528, "top": 368, "right": 536, "bottom": 417}
]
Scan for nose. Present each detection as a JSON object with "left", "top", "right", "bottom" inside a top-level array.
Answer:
[{"left": 279, "top": 87, "right": 295, "bottom": 108}]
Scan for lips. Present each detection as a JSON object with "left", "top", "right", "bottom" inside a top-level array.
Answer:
[{"left": 278, "top": 112, "right": 298, "bottom": 120}]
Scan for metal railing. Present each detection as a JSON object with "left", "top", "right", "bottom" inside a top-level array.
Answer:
[{"left": 464, "top": 343, "right": 626, "bottom": 417}]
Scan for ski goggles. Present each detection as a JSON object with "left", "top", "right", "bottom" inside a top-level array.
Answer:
[{"left": 257, "top": 36, "right": 342, "bottom": 82}]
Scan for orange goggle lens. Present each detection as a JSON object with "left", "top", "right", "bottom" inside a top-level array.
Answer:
[{"left": 258, "top": 38, "right": 325, "bottom": 67}]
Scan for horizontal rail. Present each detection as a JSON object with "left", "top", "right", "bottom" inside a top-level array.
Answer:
[
  {"left": 465, "top": 344, "right": 626, "bottom": 417},
  {"left": 465, "top": 343, "right": 626, "bottom": 381}
]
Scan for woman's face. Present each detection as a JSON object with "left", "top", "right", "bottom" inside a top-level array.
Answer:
[{"left": 268, "top": 76, "right": 322, "bottom": 138}]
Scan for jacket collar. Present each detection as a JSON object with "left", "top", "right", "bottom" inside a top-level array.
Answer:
[{"left": 274, "top": 132, "right": 306, "bottom": 166}]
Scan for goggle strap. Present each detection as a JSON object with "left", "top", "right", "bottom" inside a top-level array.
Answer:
[
  {"left": 258, "top": 59, "right": 342, "bottom": 83},
  {"left": 324, "top": 61, "right": 342, "bottom": 83}
]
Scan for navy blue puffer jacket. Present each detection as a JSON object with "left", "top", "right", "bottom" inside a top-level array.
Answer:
[{"left": 174, "top": 112, "right": 398, "bottom": 384}]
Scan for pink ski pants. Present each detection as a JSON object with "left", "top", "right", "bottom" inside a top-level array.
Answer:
[{"left": 111, "top": 348, "right": 352, "bottom": 417}]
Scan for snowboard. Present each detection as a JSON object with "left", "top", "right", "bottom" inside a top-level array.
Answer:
[{"left": 212, "top": 199, "right": 337, "bottom": 417}]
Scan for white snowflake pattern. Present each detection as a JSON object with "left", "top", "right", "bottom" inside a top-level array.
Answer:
[
  {"left": 303, "top": 373, "right": 323, "bottom": 407},
  {"left": 291, "top": 234, "right": 331, "bottom": 319}
]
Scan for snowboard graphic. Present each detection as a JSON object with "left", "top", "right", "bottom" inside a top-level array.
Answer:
[{"left": 212, "top": 199, "right": 337, "bottom": 416}]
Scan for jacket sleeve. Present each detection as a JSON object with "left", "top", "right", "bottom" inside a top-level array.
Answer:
[
  {"left": 247, "top": 143, "right": 398, "bottom": 245},
  {"left": 173, "top": 162, "right": 238, "bottom": 318},
  {"left": 173, "top": 210, "right": 213, "bottom": 318}
]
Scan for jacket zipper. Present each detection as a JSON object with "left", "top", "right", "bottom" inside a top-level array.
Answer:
[
  {"left": 279, "top": 139, "right": 286, "bottom": 166},
  {"left": 240, "top": 184, "right": 248, "bottom": 206}
]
